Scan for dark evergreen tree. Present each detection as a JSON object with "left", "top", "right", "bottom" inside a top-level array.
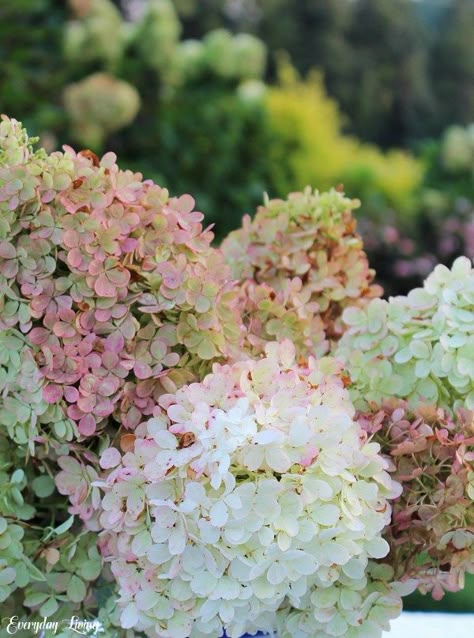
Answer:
[
  {"left": 344, "top": 0, "right": 434, "bottom": 146},
  {"left": 431, "top": 0, "right": 474, "bottom": 130}
]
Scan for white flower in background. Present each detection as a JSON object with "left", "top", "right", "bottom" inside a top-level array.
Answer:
[
  {"left": 336, "top": 256, "right": 474, "bottom": 411},
  {"left": 96, "top": 340, "right": 401, "bottom": 638}
]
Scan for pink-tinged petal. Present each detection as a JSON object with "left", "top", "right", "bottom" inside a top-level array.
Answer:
[
  {"left": 64, "top": 386, "right": 80, "bottom": 403},
  {"left": 82, "top": 450, "right": 97, "bottom": 464},
  {"left": 56, "top": 471, "right": 80, "bottom": 496},
  {"left": 59, "top": 306, "right": 75, "bottom": 322},
  {"left": 28, "top": 327, "right": 50, "bottom": 345},
  {"left": 41, "top": 189, "right": 55, "bottom": 203},
  {"left": 100, "top": 152, "right": 117, "bottom": 169},
  {"left": 78, "top": 312, "right": 95, "bottom": 331},
  {"left": 43, "top": 384, "right": 63, "bottom": 403},
  {"left": 163, "top": 352, "right": 180, "bottom": 367},
  {"left": 134, "top": 361, "right": 153, "bottom": 380},
  {"left": 97, "top": 376, "right": 121, "bottom": 397},
  {"left": 67, "top": 404, "right": 84, "bottom": 420},
  {"left": 100, "top": 447, "right": 122, "bottom": 469},
  {"left": 8, "top": 196, "right": 19, "bottom": 210},
  {"left": 95, "top": 273, "right": 116, "bottom": 298},
  {"left": 95, "top": 309, "right": 112, "bottom": 322},
  {"left": 67, "top": 248, "right": 83, "bottom": 269},
  {"left": 135, "top": 379, "right": 155, "bottom": 398},
  {"left": 95, "top": 399, "right": 114, "bottom": 417},
  {"left": 88, "top": 259, "right": 103, "bottom": 277},
  {"left": 77, "top": 395, "right": 96, "bottom": 413},
  {"left": 0, "top": 241, "right": 16, "bottom": 259},
  {"left": 102, "top": 351, "right": 119, "bottom": 370},
  {"left": 107, "top": 267, "right": 130, "bottom": 287},
  {"left": 106, "top": 510, "right": 124, "bottom": 526},
  {"left": 57, "top": 456, "right": 82, "bottom": 474},
  {"left": 85, "top": 353, "right": 102, "bottom": 369},
  {"left": 78, "top": 337, "right": 94, "bottom": 357},
  {"left": 123, "top": 406, "right": 141, "bottom": 429},
  {"left": 120, "top": 238, "right": 138, "bottom": 253},
  {"left": 111, "top": 304, "right": 128, "bottom": 319},
  {"left": 70, "top": 480, "right": 89, "bottom": 505},
  {"left": 20, "top": 282, "right": 36, "bottom": 296},
  {"left": 0, "top": 261, "right": 18, "bottom": 278},
  {"left": 119, "top": 318, "right": 137, "bottom": 340},
  {"left": 177, "top": 193, "right": 195, "bottom": 214},
  {"left": 105, "top": 332, "right": 125, "bottom": 354},
  {"left": 53, "top": 322, "right": 76, "bottom": 339},
  {"left": 167, "top": 404, "right": 190, "bottom": 423},
  {"left": 78, "top": 414, "right": 96, "bottom": 436},
  {"left": 63, "top": 230, "right": 79, "bottom": 248},
  {"left": 80, "top": 374, "right": 98, "bottom": 394}
]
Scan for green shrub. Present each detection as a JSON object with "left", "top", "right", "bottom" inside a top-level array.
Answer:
[{"left": 263, "top": 61, "right": 424, "bottom": 219}]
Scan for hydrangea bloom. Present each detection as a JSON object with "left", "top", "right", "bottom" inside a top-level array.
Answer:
[
  {"left": 232, "top": 278, "right": 329, "bottom": 361},
  {"left": 357, "top": 401, "right": 474, "bottom": 601},
  {"left": 337, "top": 256, "right": 474, "bottom": 411},
  {"left": 222, "top": 187, "right": 381, "bottom": 359},
  {"left": 95, "top": 341, "right": 401, "bottom": 638},
  {"left": 63, "top": 72, "right": 141, "bottom": 149},
  {"left": 0, "top": 116, "right": 241, "bottom": 446}
]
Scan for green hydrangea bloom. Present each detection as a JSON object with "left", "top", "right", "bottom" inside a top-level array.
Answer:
[{"left": 337, "top": 256, "right": 474, "bottom": 411}]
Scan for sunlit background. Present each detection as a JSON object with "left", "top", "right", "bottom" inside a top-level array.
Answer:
[{"left": 2, "top": 0, "right": 473, "bottom": 613}]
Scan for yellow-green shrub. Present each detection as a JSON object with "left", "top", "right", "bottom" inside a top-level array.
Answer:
[{"left": 264, "top": 61, "right": 424, "bottom": 216}]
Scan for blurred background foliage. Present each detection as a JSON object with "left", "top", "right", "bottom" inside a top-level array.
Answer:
[{"left": 0, "top": 0, "right": 473, "bottom": 614}]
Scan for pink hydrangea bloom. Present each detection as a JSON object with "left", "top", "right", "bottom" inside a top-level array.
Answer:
[{"left": 222, "top": 187, "right": 382, "bottom": 358}]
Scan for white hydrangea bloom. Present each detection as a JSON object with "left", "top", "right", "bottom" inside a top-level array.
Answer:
[
  {"left": 96, "top": 341, "right": 401, "bottom": 638},
  {"left": 336, "top": 256, "right": 474, "bottom": 411}
]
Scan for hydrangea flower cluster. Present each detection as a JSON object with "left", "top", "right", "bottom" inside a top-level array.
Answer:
[
  {"left": 357, "top": 401, "right": 474, "bottom": 601},
  {"left": 95, "top": 341, "right": 402, "bottom": 638},
  {"left": 63, "top": 72, "right": 141, "bottom": 149},
  {"left": 0, "top": 116, "right": 241, "bottom": 448},
  {"left": 222, "top": 187, "right": 381, "bottom": 359},
  {"left": 336, "top": 256, "right": 474, "bottom": 411},
  {"left": 1, "top": 117, "right": 473, "bottom": 637}
]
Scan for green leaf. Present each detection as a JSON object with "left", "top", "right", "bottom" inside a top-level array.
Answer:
[
  {"left": 32, "top": 475, "right": 56, "bottom": 498},
  {"left": 0, "top": 567, "right": 16, "bottom": 586},
  {"left": 17, "top": 503, "right": 36, "bottom": 520},
  {"left": 197, "top": 337, "right": 216, "bottom": 360},
  {"left": 10, "top": 469, "right": 24, "bottom": 484},
  {"left": 40, "top": 596, "right": 59, "bottom": 618},
  {"left": 467, "top": 483, "right": 474, "bottom": 501},
  {"left": 14, "top": 562, "right": 29, "bottom": 587},
  {"left": 53, "top": 515, "right": 74, "bottom": 536},
  {"left": 10, "top": 486, "right": 24, "bottom": 505},
  {"left": 66, "top": 575, "right": 86, "bottom": 603},
  {"left": 67, "top": 543, "right": 77, "bottom": 562},
  {"left": 23, "top": 557, "right": 47, "bottom": 582},
  {"left": 54, "top": 420, "right": 66, "bottom": 439},
  {"left": 24, "top": 591, "right": 50, "bottom": 607},
  {"left": 78, "top": 559, "right": 102, "bottom": 582},
  {"left": 415, "top": 551, "right": 430, "bottom": 566}
]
